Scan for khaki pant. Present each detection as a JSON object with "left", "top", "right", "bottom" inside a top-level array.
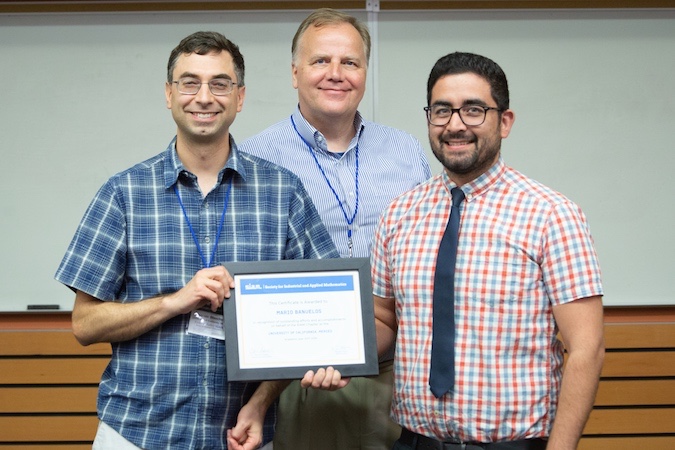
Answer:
[
  {"left": 273, "top": 360, "right": 399, "bottom": 450},
  {"left": 93, "top": 420, "right": 274, "bottom": 449}
]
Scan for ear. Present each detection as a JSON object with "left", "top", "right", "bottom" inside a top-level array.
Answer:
[
  {"left": 235, "top": 85, "right": 246, "bottom": 113},
  {"left": 499, "top": 109, "right": 515, "bottom": 139},
  {"left": 291, "top": 63, "right": 299, "bottom": 90},
  {"left": 165, "top": 82, "right": 173, "bottom": 109}
]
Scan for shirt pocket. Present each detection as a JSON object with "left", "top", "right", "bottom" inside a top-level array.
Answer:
[{"left": 223, "top": 231, "right": 286, "bottom": 262}]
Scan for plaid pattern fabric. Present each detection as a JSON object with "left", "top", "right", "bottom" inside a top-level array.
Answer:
[
  {"left": 239, "top": 107, "right": 431, "bottom": 258},
  {"left": 371, "top": 158, "right": 602, "bottom": 442},
  {"left": 56, "top": 138, "right": 338, "bottom": 449}
]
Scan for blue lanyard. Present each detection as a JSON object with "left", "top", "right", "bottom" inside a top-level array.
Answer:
[
  {"left": 174, "top": 177, "right": 233, "bottom": 268},
  {"left": 291, "top": 115, "right": 359, "bottom": 257}
]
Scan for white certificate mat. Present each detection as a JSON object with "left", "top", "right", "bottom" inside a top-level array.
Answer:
[{"left": 222, "top": 258, "right": 378, "bottom": 381}]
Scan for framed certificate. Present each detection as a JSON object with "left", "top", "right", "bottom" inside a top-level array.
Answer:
[{"left": 221, "top": 258, "right": 379, "bottom": 382}]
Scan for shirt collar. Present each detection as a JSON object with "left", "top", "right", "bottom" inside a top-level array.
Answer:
[
  {"left": 440, "top": 157, "right": 506, "bottom": 201},
  {"left": 291, "top": 105, "right": 365, "bottom": 154},
  {"left": 163, "top": 135, "right": 246, "bottom": 189}
]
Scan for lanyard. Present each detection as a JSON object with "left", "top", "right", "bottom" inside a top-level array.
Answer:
[
  {"left": 291, "top": 115, "right": 359, "bottom": 257},
  {"left": 174, "top": 177, "right": 233, "bottom": 268}
]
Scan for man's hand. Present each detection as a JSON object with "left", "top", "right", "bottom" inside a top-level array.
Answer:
[
  {"left": 300, "top": 366, "right": 350, "bottom": 391},
  {"left": 227, "top": 388, "right": 267, "bottom": 450},
  {"left": 226, "top": 401, "right": 264, "bottom": 450},
  {"left": 227, "top": 380, "right": 288, "bottom": 450},
  {"left": 166, "top": 265, "right": 234, "bottom": 315}
]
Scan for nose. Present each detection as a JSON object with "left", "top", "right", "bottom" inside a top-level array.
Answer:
[
  {"left": 443, "top": 110, "right": 467, "bottom": 132},
  {"left": 194, "top": 83, "right": 214, "bottom": 103},
  {"left": 326, "top": 61, "right": 344, "bottom": 81}
]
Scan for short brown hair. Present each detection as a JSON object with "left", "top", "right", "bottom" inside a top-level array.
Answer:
[
  {"left": 167, "top": 31, "right": 245, "bottom": 86},
  {"left": 291, "top": 8, "right": 370, "bottom": 67}
]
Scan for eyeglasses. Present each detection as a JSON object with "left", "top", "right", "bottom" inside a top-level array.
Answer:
[
  {"left": 172, "top": 77, "right": 239, "bottom": 96},
  {"left": 424, "top": 104, "right": 502, "bottom": 127}
]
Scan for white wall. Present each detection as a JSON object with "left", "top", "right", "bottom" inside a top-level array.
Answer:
[
  {"left": 376, "top": 9, "right": 675, "bottom": 307},
  {"left": 0, "top": 8, "right": 672, "bottom": 310}
]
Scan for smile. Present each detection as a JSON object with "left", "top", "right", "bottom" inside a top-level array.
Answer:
[
  {"left": 320, "top": 87, "right": 349, "bottom": 94},
  {"left": 192, "top": 112, "right": 217, "bottom": 119},
  {"left": 444, "top": 139, "right": 473, "bottom": 148},
  {"left": 442, "top": 132, "right": 475, "bottom": 148}
]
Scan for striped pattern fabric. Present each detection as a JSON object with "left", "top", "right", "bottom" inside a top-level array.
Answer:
[
  {"left": 239, "top": 107, "right": 431, "bottom": 258},
  {"left": 371, "top": 158, "right": 603, "bottom": 442},
  {"left": 55, "top": 137, "right": 338, "bottom": 449}
]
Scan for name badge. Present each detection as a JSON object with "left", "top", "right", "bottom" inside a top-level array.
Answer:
[{"left": 187, "top": 308, "right": 225, "bottom": 340}]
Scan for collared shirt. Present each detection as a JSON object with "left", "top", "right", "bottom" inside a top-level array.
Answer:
[
  {"left": 239, "top": 106, "right": 431, "bottom": 258},
  {"left": 55, "top": 137, "right": 339, "bottom": 450},
  {"left": 371, "top": 158, "right": 603, "bottom": 442}
]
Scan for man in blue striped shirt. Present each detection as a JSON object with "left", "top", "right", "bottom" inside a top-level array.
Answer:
[
  {"left": 55, "top": 31, "right": 338, "bottom": 450},
  {"left": 239, "top": 9, "right": 431, "bottom": 450}
]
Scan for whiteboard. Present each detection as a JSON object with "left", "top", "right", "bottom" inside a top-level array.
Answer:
[
  {"left": 0, "top": 8, "right": 672, "bottom": 311},
  {"left": 375, "top": 9, "right": 675, "bottom": 307}
]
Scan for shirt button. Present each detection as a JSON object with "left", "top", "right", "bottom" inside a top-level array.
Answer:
[
  {"left": 202, "top": 378, "right": 208, "bottom": 386},
  {"left": 204, "top": 342, "right": 210, "bottom": 349},
  {"left": 204, "top": 236, "right": 211, "bottom": 243}
]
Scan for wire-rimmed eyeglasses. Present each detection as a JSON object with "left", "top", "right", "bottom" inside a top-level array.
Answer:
[
  {"left": 424, "top": 104, "right": 502, "bottom": 127},
  {"left": 172, "top": 77, "right": 240, "bottom": 96}
]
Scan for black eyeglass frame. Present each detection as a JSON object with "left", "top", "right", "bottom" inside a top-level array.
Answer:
[{"left": 423, "top": 104, "right": 503, "bottom": 127}]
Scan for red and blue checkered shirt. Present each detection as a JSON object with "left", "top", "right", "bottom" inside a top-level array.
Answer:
[{"left": 371, "top": 158, "right": 603, "bottom": 442}]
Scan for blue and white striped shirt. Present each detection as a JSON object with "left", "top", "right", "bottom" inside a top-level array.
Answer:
[
  {"left": 239, "top": 107, "right": 431, "bottom": 258},
  {"left": 55, "top": 137, "right": 339, "bottom": 449}
]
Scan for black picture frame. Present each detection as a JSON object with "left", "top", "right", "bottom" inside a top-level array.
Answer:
[{"left": 221, "top": 258, "right": 379, "bottom": 382}]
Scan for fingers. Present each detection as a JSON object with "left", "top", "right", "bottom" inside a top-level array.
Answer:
[
  {"left": 193, "top": 266, "right": 234, "bottom": 311},
  {"left": 207, "top": 265, "right": 235, "bottom": 292},
  {"left": 169, "top": 266, "right": 234, "bottom": 314},
  {"left": 226, "top": 428, "right": 261, "bottom": 450},
  {"left": 300, "top": 367, "right": 350, "bottom": 390},
  {"left": 226, "top": 429, "right": 243, "bottom": 449}
]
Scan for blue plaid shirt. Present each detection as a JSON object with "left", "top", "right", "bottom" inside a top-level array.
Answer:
[{"left": 55, "top": 137, "right": 339, "bottom": 449}]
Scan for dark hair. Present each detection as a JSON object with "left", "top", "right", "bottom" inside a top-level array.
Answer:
[
  {"left": 167, "top": 31, "right": 245, "bottom": 86},
  {"left": 292, "top": 8, "right": 371, "bottom": 66},
  {"left": 427, "top": 52, "right": 509, "bottom": 110}
]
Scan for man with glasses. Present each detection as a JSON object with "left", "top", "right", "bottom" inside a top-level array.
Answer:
[
  {"left": 55, "top": 31, "right": 339, "bottom": 450},
  {"left": 239, "top": 8, "right": 431, "bottom": 450},
  {"left": 371, "top": 52, "right": 605, "bottom": 449}
]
